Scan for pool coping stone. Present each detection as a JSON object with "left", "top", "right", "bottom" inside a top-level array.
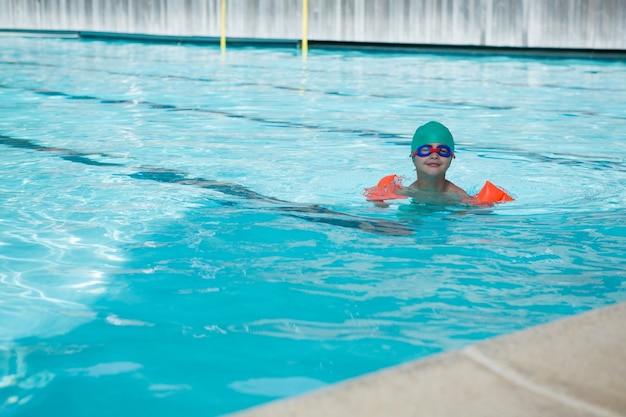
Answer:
[{"left": 225, "top": 301, "right": 626, "bottom": 417}]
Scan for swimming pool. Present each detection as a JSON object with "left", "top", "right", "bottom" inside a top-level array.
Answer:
[{"left": 1, "top": 35, "right": 625, "bottom": 416}]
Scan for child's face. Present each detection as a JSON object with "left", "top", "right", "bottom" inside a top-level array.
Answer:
[{"left": 412, "top": 142, "right": 453, "bottom": 176}]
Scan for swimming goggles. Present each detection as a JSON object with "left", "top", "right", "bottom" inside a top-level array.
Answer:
[{"left": 410, "top": 144, "right": 454, "bottom": 158}]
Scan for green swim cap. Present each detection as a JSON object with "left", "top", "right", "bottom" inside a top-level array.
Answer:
[{"left": 411, "top": 121, "right": 455, "bottom": 154}]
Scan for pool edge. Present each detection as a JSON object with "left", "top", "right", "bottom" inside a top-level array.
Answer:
[
  {"left": 224, "top": 301, "right": 626, "bottom": 417},
  {"left": 2, "top": 29, "right": 626, "bottom": 60}
]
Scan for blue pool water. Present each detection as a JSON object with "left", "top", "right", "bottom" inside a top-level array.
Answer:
[{"left": 1, "top": 35, "right": 626, "bottom": 416}]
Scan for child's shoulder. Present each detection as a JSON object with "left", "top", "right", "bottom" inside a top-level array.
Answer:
[{"left": 445, "top": 180, "right": 470, "bottom": 198}]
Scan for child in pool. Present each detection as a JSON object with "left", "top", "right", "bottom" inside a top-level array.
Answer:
[
  {"left": 364, "top": 121, "right": 513, "bottom": 205},
  {"left": 403, "top": 121, "right": 470, "bottom": 203}
]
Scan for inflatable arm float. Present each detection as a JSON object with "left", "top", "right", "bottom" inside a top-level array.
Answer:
[{"left": 364, "top": 174, "right": 514, "bottom": 205}]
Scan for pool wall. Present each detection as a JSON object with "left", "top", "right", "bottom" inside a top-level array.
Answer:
[{"left": 2, "top": 0, "right": 625, "bottom": 51}]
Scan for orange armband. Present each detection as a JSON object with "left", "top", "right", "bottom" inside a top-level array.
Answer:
[
  {"left": 464, "top": 181, "right": 514, "bottom": 205},
  {"left": 363, "top": 174, "right": 408, "bottom": 201}
]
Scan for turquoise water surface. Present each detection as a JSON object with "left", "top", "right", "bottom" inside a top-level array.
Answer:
[{"left": 1, "top": 35, "right": 626, "bottom": 416}]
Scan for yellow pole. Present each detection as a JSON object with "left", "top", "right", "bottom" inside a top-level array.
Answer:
[
  {"left": 220, "top": 0, "right": 226, "bottom": 52},
  {"left": 302, "top": 0, "right": 308, "bottom": 60}
]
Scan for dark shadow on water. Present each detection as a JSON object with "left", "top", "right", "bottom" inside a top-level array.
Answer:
[{"left": 0, "top": 133, "right": 413, "bottom": 237}]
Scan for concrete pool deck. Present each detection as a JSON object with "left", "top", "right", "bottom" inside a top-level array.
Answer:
[{"left": 227, "top": 301, "right": 626, "bottom": 417}]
